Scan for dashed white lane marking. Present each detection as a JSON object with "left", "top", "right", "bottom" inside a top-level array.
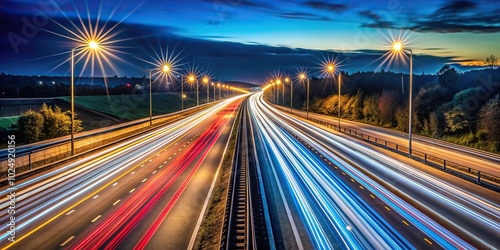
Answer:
[
  {"left": 66, "top": 210, "right": 75, "bottom": 215},
  {"left": 113, "top": 199, "right": 121, "bottom": 206},
  {"left": 129, "top": 188, "right": 136, "bottom": 193},
  {"left": 60, "top": 236, "right": 75, "bottom": 247},
  {"left": 91, "top": 215, "right": 102, "bottom": 222}
]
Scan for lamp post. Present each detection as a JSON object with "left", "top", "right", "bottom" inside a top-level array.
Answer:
[
  {"left": 275, "top": 79, "right": 283, "bottom": 105},
  {"left": 212, "top": 82, "right": 215, "bottom": 101},
  {"left": 338, "top": 73, "right": 342, "bottom": 130},
  {"left": 285, "top": 77, "right": 292, "bottom": 113},
  {"left": 149, "top": 64, "right": 170, "bottom": 126},
  {"left": 196, "top": 77, "right": 199, "bottom": 106},
  {"left": 70, "top": 40, "right": 99, "bottom": 156},
  {"left": 218, "top": 83, "right": 221, "bottom": 100},
  {"left": 327, "top": 64, "right": 341, "bottom": 130},
  {"left": 299, "top": 73, "right": 310, "bottom": 120},
  {"left": 393, "top": 42, "right": 413, "bottom": 157},
  {"left": 188, "top": 75, "right": 196, "bottom": 107},
  {"left": 203, "top": 77, "right": 209, "bottom": 104},
  {"left": 181, "top": 74, "right": 184, "bottom": 110}
]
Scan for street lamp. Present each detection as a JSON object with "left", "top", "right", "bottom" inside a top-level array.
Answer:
[
  {"left": 326, "top": 63, "right": 342, "bottom": 130},
  {"left": 392, "top": 41, "right": 414, "bottom": 157},
  {"left": 284, "top": 77, "right": 292, "bottom": 113},
  {"left": 149, "top": 64, "right": 170, "bottom": 126},
  {"left": 276, "top": 79, "right": 283, "bottom": 106},
  {"left": 271, "top": 81, "right": 276, "bottom": 104},
  {"left": 211, "top": 82, "right": 215, "bottom": 101},
  {"left": 299, "top": 73, "right": 310, "bottom": 119},
  {"left": 178, "top": 74, "right": 188, "bottom": 110},
  {"left": 217, "top": 83, "right": 221, "bottom": 100},
  {"left": 70, "top": 40, "right": 99, "bottom": 156},
  {"left": 203, "top": 76, "right": 209, "bottom": 104},
  {"left": 188, "top": 74, "right": 196, "bottom": 106}
]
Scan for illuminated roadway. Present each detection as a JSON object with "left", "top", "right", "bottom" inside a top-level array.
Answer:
[
  {"left": 249, "top": 92, "right": 499, "bottom": 249},
  {"left": 0, "top": 96, "right": 244, "bottom": 249},
  {"left": 274, "top": 105, "right": 500, "bottom": 177}
]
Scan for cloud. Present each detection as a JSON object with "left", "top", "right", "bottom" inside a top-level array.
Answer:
[
  {"left": 199, "top": 0, "right": 274, "bottom": 10},
  {"left": 359, "top": 1, "right": 500, "bottom": 33},
  {"left": 358, "top": 10, "right": 395, "bottom": 29},
  {"left": 437, "top": 0, "right": 477, "bottom": 14},
  {"left": 303, "top": 1, "right": 348, "bottom": 13},
  {"left": 0, "top": 12, "right": 458, "bottom": 83},
  {"left": 274, "top": 11, "right": 332, "bottom": 21}
]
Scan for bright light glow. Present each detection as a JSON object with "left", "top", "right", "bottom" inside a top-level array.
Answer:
[
  {"left": 88, "top": 40, "right": 99, "bottom": 49},
  {"left": 162, "top": 65, "right": 170, "bottom": 72},
  {"left": 393, "top": 42, "right": 402, "bottom": 51},
  {"left": 327, "top": 64, "right": 335, "bottom": 72},
  {"left": 375, "top": 29, "right": 415, "bottom": 70},
  {"left": 203, "top": 77, "right": 209, "bottom": 83},
  {"left": 276, "top": 79, "right": 282, "bottom": 84},
  {"left": 319, "top": 54, "right": 342, "bottom": 78},
  {"left": 285, "top": 77, "right": 290, "bottom": 82},
  {"left": 299, "top": 73, "right": 307, "bottom": 80},
  {"left": 188, "top": 75, "right": 196, "bottom": 82}
]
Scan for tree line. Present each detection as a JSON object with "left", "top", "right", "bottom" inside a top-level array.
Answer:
[{"left": 268, "top": 56, "right": 500, "bottom": 152}]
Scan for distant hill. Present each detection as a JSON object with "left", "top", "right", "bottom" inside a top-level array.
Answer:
[{"left": 223, "top": 81, "right": 259, "bottom": 89}]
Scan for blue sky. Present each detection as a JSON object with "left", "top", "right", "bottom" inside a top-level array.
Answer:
[{"left": 1, "top": 0, "right": 499, "bottom": 83}]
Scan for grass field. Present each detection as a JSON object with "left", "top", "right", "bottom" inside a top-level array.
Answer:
[
  {"left": 61, "top": 92, "right": 207, "bottom": 120},
  {"left": 0, "top": 116, "right": 19, "bottom": 131}
]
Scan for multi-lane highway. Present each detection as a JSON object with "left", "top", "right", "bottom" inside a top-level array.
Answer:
[
  {"left": 1, "top": 91, "right": 498, "bottom": 249},
  {"left": 0, "top": 96, "right": 244, "bottom": 249},
  {"left": 249, "top": 92, "right": 499, "bottom": 249},
  {"left": 274, "top": 105, "right": 500, "bottom": 177}
]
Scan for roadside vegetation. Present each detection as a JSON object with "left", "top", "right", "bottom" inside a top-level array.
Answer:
[{"left": 15, "top": 103, "right": 83, "bottom": 144}]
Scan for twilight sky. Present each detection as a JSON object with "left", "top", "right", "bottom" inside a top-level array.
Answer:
[{"left": 1, "top": 0, "right": 499, "bottom": 84}]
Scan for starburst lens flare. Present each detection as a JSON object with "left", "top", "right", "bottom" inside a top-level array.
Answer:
[
  {"left": 375, "top": 29, "right": 415, "bottom": 70},
  {"left": 43, "top": 1, "right": 141, "bottom": 92}
]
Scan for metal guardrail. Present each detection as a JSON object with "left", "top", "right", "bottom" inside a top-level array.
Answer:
[
  {"left": 0, "top": 103, "right": 215, "bottom": 177},
  {"left": 309, "top": 117, "right": 500, "bottom": 192}
]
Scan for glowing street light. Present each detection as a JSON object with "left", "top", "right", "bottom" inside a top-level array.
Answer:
[
  {"left": 284, "top": 77, "right": 292, "bottom": 113},
  {"left": 70, "top": 40, "right": 99, "bottom": 155},
  {"left": 149, "top": 64, "right": 170, "bottom": 126},
  {"left": 88, "top": 40, "right": 99, "bottom": 49},
  {"left": 391, "top": 40, "right": 414, "bottom": 157},
  {"left": 270, "top": 81, "right": 276, "bottom": 104},
  {"left": 203, "top": 76, "right": 209, "bottom": 104},
  {"left": 299, "top": 73, "right": 310, "bottom": 119},
  {"left": 276, "top": 79, "right": 284, "bottom": 106},
  {"left": 325, "top": 63, "right": 342, "bottom": 130},
  {"left": 211, "top": 82, "right": 215, "bottom": 102},
  {"left": 187, "top": 74, "right": 197, "bottom": 106}
]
